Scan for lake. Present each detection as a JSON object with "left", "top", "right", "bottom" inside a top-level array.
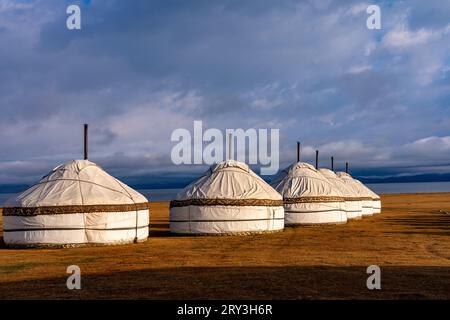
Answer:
[
  {"left": 1, "top": 182, "right": 450, "bottom": 206},
  {"left": 366, "top": 181, "right": 450, "bottom": 195}
]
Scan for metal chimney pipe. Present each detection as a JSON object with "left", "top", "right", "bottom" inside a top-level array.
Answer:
[
  {"left": 84, "top": 124, "right": 88, "bottom": 160},
  {"left": 315, "top": 150, "right": 319, "bottom": 169}
]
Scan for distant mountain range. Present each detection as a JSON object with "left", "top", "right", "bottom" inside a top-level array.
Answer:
[
  {"left": 1, "top": 172, "right": 450, "bottom": 194},
  {"left": 357, "top": 173, "right": 450, "bottom": 184}
]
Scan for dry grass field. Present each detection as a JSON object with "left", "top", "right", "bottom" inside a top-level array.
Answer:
[{"left": 0, "top": 193, "right": 449, "bottom": 299}]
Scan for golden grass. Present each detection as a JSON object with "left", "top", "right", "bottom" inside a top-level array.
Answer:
[{"left": 0, "top": 193, "right": 449, "bottom": 299}]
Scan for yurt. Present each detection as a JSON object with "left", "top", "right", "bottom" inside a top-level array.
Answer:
[
  {"left": 271, "top": 162, "right": 347, "bottom": 225},
  {"left": 336, "top": 172, "right": 374, "bottom": 216},
  {"left": 2, "top": 125, "right": 150, "bottom": 248},
  {"left": 353, "top": 179, "right": 381, "bottom": 214},
  {"left": 2, "top": 160, "right": 150, "bottom": 247},
  {"left": 169, "top": 160, "right": 285, "bottom": 235},
  {"left": 318, "top": 168, "right": 363, "bottom": 220}
]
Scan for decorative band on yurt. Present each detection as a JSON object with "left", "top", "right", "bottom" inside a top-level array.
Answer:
[
  {"left": 169, "top": 198, "right": 284, "bottom": 209},
  {"left": 2, "top": 202, "right": 151, "bottom": 216},
  {"left": 283, "top": 196, "right": 345, "bottom": 204},
  {"left": 343, "top": 197, "right": 373, "bottom": 201}
]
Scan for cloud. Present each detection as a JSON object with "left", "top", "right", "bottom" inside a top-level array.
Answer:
[
  {"left": 397, "top": 136, "right": 450, "bottom": 161},
  {"left": 345, "top": 2, "right": 369, "bottom": 16},
  {"left": 347, "top": 64, "right": 372, "bottom": 74},
  {"left": 383, "top": 23, "right": 450, "bottom": 49},
  {"left": 0, "top": 0, "right": 449, "bottom": 185},
  {"left": 0, "top": 0, "right": 33, "bottom": 14}
]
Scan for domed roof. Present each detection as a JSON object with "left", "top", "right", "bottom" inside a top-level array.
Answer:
[
  {"left": 174, "top": 160, "right": 282, "bottom": 201},
  {"left": 336, "top": 172, "right": 370, "bottom": 198},
  {"left": 353, "top": 178, "right": 380, "bottom": 199},
  {"left": 318, "top": 168, "right": 339, "bottom": 179},
  {"left": 336, "top": 172, "right": 352, "bottom": 179},
  {"left": 271, "top": 162, "right": 343, "bottom": 198},
  {"left": 5, "top": 160, "right": 147, "bottom": 208},
  {"left": 279, "top": 162, "right": 317, "bottom": 176},
  {"left": 318, "top": 168, "right": 354, "bottom": 197}
]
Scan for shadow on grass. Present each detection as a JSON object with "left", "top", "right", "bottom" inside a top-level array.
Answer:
[
  {"left": 383, "top": 212, "right": 450, "bottom": 236},
  {"left": 149, "top": 230, "right": 173, "bottom": 237},
  {"left": 150, "top": 223, "right": 170, "bottom": 229},
  {"left": 0, "top": 265, "right": 449, "bottom": 300}
]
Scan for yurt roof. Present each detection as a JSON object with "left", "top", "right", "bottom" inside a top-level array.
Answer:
[
  {"left": 4, "top": 160, "right": 148, "bottom": 209},
  {"left": 174, "top": 160, "right": 282, "bottom": 201},
  {"left": 354, "top": 178, "right": 380, "bottom": 199},
  {"left": 318, "top": 168, "right": 354, "bottom": 197},
  {"left": 336, "top": 171, "right": 372, "bottom": 198},
  {"left": 336, "top": 172, "right": 352, "bottom": 179},
  {"left": 271, "top": 162, "right": 344, "bottom": 198}
]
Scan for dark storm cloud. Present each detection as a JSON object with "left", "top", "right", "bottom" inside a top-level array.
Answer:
[{"left": 0, "top": 0, "right": 449, "bottom": 186}]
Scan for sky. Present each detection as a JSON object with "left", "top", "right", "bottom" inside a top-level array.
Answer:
[{"left": 0, "top": 0, "right": 449, "bottom": 189}]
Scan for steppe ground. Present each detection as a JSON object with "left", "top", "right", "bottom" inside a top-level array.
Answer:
[{"left": 0, "top": 193, "right": 449, "bottom": 299}]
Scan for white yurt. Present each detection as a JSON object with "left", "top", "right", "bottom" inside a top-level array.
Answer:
[
  {"left": 318, "top": 168, "right": 363, "bottom": 220},
  {"left": 354, "top": 179, "right": 381, "bottom": 214},
  {"left": 271, "top": 162, "right": 347, "bottom": 225},
  {"left": 2, "top": 160, "right": 150, "bottom": 247},
  {"left": 336, "top": 172, "right": 374, "bottom": 216},
  {"left": 169, "top": 160, "right": 285, "bottom": 235}
]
